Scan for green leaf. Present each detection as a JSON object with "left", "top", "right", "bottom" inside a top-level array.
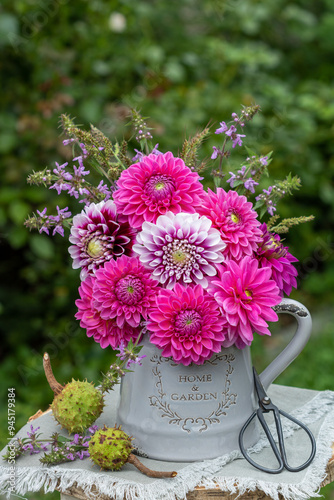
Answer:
[{"left": 29, "top": 235, "right": 55, "bottom": 260}]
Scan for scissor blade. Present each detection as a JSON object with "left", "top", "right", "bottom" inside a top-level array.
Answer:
[{"left": 253, "top": 367, "right": 269, "bottom": 403}]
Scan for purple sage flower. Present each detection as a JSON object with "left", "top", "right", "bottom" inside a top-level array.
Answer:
[
  {"left": 215, "top": 121, "right": 228, "bottom": 134},
  {"left": 132, "top": 149, "right": 144, "bottom": 162},
  {"left": 88, "top": 425, "right": 99, "bottom": 435},
  {"left": 226, "top": 172, "right": 237, "bottom": 187},
  {"left": 151, "top": 143, "right": 162, "bottom": 155},
  {"left": 244, "top": 179, "right": 259, "bottom": 193},
  {"left": 232, "top": 134, "right": 246, "bottom": 148},
  {"left": 211, "top": 146, "right": 220, "bottom": 159}
]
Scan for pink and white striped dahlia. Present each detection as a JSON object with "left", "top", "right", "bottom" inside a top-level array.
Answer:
[
  {"left": 256, "top": 223, "right": 298, "bottom": 296},
  {"left": 69, "top": 200, "right": 136, "bottom": 280},
  {"left": 92, "top": 255, "right": 160, "bottom": 328},
  {"left": 133, "top": 212, "right": 226, "bottom": 289},
  {"left": 112, "top": 152, "right": 204, "bottom": 229},
  {"left": 75, "top": 275, "right": 141, "bottom": 349},
  {"left": 197, "top": 188, "right": 262, "bottom": 261},
  {"left": 147, "top": 284, "right": 226, "bottom": 365},
  {"left": 210, "top": 256, "right": 281, "bottom": 349}
]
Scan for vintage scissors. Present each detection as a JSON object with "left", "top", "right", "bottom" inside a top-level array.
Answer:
[{"left": 239, "top": 367, "right": 316, "bottom": 474}]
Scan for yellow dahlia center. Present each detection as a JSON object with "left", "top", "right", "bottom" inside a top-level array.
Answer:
[
  {"left": 245, "top": 289, "right": 252, "bottom": 297},
  {"left": 155, "top": 182, "right": 165, "bottom": 190},
  {"left": 127, "top": 285, "right": 134, "bottom": 294},
  {"left": 230, "top": 212, "right": 239, "bottom": 223},
  {"left": 269, "top": 235, "right": 280, "bottom": 249},
  {"left": 172, "top": 250, "right": 188, "bottom": 263},
  {"left": 87, "top": 238, "right": 104, "bottom": 258}
]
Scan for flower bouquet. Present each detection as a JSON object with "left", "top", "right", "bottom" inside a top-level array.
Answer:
[{"left": 24, "top": 105, "right": 314, "bottom": 462}]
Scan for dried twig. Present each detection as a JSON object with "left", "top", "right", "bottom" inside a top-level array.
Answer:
[
  {"left": 43, "top": 352, "right": 64, "bottom": 396},
  {"left": 127, "top": 454, "right": 177, "bottom": 478}
]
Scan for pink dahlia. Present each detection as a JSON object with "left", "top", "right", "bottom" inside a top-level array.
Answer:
[
  {"left": 92, "top": 255, "right": 159, "bottom": 328},
  {"left": 69, "top": 200, "right": 136, "bottom": 280},
  {"left": 133, "top": 211, "right": 226, "bottom": 289},
  {"left": 197, "top": 188, "right": 262, "bottom": 261},
  {"left": 256, "top": 223, "right": 298, "bottom": 296},
  {"left": 75, "top": 275, "right": 141, "bottom": 349},
  {"left": 147, "top": 283, "right": 226, "bottom": 365},
  {"left": 113, "top": 152, "right": 204, "bottom": 229},
  {"left": 210, "top": 256, "right": 281, "bottom": 349}
]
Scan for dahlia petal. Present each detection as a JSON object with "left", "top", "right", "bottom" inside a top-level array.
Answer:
[{"left": 147, "top": 284, "right": 225, "bottom": 365}]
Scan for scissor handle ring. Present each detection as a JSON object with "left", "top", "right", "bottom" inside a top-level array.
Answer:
[
  {"left": 239, "top": 411, "right": 285, "bottom": 474},
  {"left": 278, "top": 409, "right": 316, "bottom": 472}
]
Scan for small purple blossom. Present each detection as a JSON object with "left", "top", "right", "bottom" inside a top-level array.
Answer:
[
  {"left": 132, "top": 149, "right": 144, "bottom": 162},
  {"left": 244, "top": 178, "right": 259, "bottom": 193},
  {"left": 223, "top": 125, "right": 246, "bottom": 148},
  {"left": 79, "top": 143, "right": 88, "bottom": 156},
  {"left": 151, "top": 143, "right": 162, "bottom": 155},
  {"left": 71, "top": 434, "right": 80, "bottom": 445},
  {"left": 66, "top": 453, "right": 75, "bottom": 461},
  {"left": 225, "top": 125, "right": 237, "bottom": 137},
  {"left": 116, "top": 342, "right": 146, "bottom": 368},
  {"left": 211, "top": 146, "right": 220, "bottom": 159},
  {"left": 267, "top": 201, "right": 276, "bottom": 216},
  {"left": 50, "top": 162, "right": 72, "bottom": 195},
  {"left": 63, "top": 138, "right": 77, "bottom": 146},
  {"left": 27, "top": 424, "right": 40, "bottom": 438},
  {"left": 49, "top": 206, "right": 72, "bottom": 237},
  {"left": 73, "top": 164, "right": 90, "bottom": 178},
  {"left": 22, "top": 443, "right": 35, "bottom": 453},
  {"left": 215, "top": 121, "right": 246, "bottom": 148},
  {"left": 256, "top": 186, "right": 273, "bottom": 201},
  {"left": 226, "top": 172, "right": 237, "bottom": 187},
  {"left": 53, "top": 162, "right": 71, "bottom": 179},
  {"left": 232, "top": 134, "right": 246, "bottom": 148},
  {"left": 215, "top": 121, "right": 228, "bottom": 134},
  {"left": 255, "top": 187, "right": 277, "bottom": 216},
  {"left": 260, "top": 156, "right": 268, "bottom": 166},
  {"left": 76, "top": 450, "right": 90, "bottom": 460},
  {"left": 96, "top": 181, "right": 111, "bottom": 200},
  {"left": 88, "top": 425, "right": 99, "bottom": 435}
]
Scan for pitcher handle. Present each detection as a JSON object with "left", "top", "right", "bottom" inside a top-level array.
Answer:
[{"left": 259, "top": 298, "right": 312, "bottom": 391}]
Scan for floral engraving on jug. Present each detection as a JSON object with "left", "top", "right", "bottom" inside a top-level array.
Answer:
[{"left": 148, "top": 353, "right": 237, "bottom": 433}]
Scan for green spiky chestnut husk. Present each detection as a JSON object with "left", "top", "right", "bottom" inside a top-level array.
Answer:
[
  {"left": 89, "top": 425, "right": 133, "bottom": 471},
  {"left": 51, "top": 380, "right": 104, "bottom": 434}
]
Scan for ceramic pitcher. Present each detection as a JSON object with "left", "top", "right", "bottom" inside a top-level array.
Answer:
[{"left": 116, "top": 298, "right": 312, "bottom": 462}]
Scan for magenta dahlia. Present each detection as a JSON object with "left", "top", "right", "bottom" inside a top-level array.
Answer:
[
  {"left": 147, "top": 283, "right": 226, "bottom": 365},
  {"left": 69, "top": 200, "right": 136, "bottom": 280},
  {"left": 92, "top": 255, "right": 160, "bottom": 328},
  {"left": 75, "top": 275, "right": 141, "bottom": 349},
  {"left": 210, "top": 256, "right": 281, "bottom": 349},
  {"left": 256, "top": 223, "right": 298, "bottom": 296},
  {"left": 197, "top": 188, "right": 262, "bottom": 261},
  {"left": 112, "top": 152, "right": 204, "bottom": 229},
  {"left": 133, "top": 211, "right": 226, "bottom": 289}
]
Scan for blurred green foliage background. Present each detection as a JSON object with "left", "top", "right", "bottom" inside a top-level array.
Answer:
[{"left": 1, "top": 0, "right": 334, "bottom": 498}]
